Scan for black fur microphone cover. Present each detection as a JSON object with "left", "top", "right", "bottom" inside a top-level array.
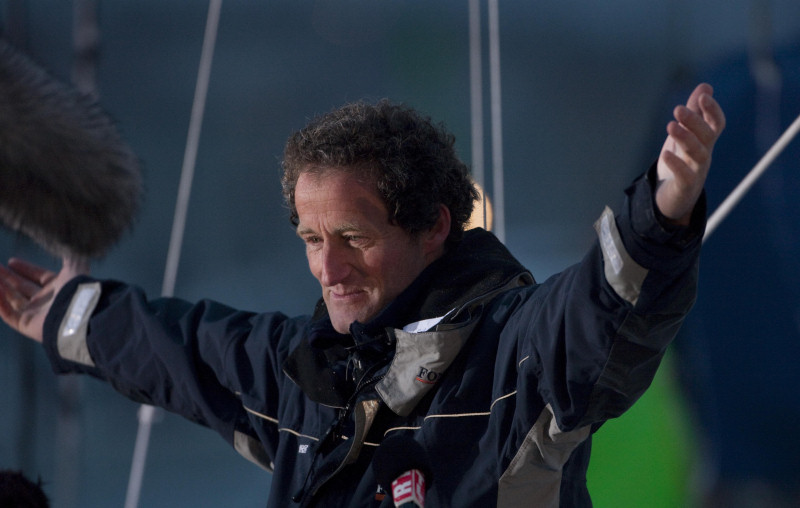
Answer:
[{"left": 0, "top": 39, "right": 142, "bottom": 258}]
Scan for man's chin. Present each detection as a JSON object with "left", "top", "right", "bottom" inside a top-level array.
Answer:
[
  {"left": 330, "top": 321, "right": 352, "bottom": 334},
  {"left": 329, "top": 312, "right": 359, "bottom": 334},
  {"left": 326, "top": 298, "right": 373, "bottom": 333},
  {"left": 329, "top": 310, "right": 372, "bottom": 334}
]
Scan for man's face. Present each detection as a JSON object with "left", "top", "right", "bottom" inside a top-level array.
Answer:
[{"left": 295, "top": 169, "right": 440, "bottom": 334}]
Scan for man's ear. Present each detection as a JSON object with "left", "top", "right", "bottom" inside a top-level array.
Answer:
[{"left": 423, "top": 204, "right": 451, "bottom": 258}]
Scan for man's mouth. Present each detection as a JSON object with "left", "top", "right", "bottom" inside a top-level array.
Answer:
[{"left": 328, "top": 287, "right": 366, "bottom": 301}]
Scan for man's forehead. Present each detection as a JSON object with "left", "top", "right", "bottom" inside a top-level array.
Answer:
[{"left": 295, "top": 170, "right": 391, "bottom": 233}]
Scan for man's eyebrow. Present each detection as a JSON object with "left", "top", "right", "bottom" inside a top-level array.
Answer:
[
  {"left": 295, "top": 225, "right": 315, "bottom": 238},
  {"left": 295, "top": 222, "right": 362, "bottom": 238}
]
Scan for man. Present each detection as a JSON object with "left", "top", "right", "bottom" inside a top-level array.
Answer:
[{"left": 0, "top": 83, "right": 724, "bottom": 506}]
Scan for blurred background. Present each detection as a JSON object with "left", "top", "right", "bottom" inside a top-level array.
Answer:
[{"left": 1, "top": 1, "right": 799, "bottom": 506}]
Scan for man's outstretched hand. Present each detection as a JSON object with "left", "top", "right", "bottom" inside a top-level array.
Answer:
[
  {"left": 656, "top": 82, "right": 726, "bottom": 226},
  {"left": 0, "top": 257, "right": 89, "bottom": 342}
]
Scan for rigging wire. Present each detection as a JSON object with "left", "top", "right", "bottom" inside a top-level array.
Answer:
[
  {"left": 124, "top": 1, "right": 223, "bottom": 507},
  {"left": 488, "top": 0, "right": 505, "bottom": 242},
  {"left": 469, "top": 0, "right": 504, "bottom": 235},
  {"left": 703, "top": 111, "right": 800, "bottom": 243},
  {"left": 468, "top": 0, "right": 486, "bottom": 229},
  {"left": 161, "top": 0, "right": 223, "bottom": 299}
]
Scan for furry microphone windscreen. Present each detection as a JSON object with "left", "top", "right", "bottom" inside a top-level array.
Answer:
[{"left": 0, "top": 39, "right": 142, "bottom": 259}]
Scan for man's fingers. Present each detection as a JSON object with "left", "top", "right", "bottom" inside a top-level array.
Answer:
[
  {"left": 655, "top": 82, "right": 724, "bottom": 225},
  {"left": 675, "top": 105, "right": 718, "bottom": 147},
  {"left": 0, "top": 296, "right": 20, "bottom": 329},
  {"left": 685, "top": 83, "right": 713, "bottom": 113},
  {"left": 0, "top": 269, "right": 26, "bottom": 319},
  {"left": 660, "top": 149, "right": 695, "bottom": 188},
  {"left": 0, "top": 264, "right": 41, "bottom": 301},
  {"left": 680, "top": 91, "right": 725, "bottom": 148},
  {"left": 8, "top": 258, "right": 57, "bottom": 286},
  {"left": 667, "top": 119, "right": 711, "bottom": 172},
  {"left": 699, "top": 92, "right": 726, "bottom": 136},
  {"left": 679, "top": 84, "right": 724, "bottom": 149}
]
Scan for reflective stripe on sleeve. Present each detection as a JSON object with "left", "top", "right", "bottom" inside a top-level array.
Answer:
[
  {"left": 594, "top": 207, "right": 648, "bottom": 306},
  {"left": 57, "top": 282, "right": 101, "bottom": 367}
]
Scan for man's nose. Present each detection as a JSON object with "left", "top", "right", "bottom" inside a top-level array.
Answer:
[{"left": 319, "top": 242, "right": 351, "bottom": 286}]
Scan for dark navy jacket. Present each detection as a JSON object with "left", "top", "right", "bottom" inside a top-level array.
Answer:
[{"left": 42, "top": 169, "right": 704, "bottom": 507}]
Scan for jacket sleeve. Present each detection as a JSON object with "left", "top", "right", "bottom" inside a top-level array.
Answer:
[
  {"left": 41, "top": 277, "right": 301, "bottom": 457},
  {"left": 520, "top": 164, "right": 705, "bottom": 431}
]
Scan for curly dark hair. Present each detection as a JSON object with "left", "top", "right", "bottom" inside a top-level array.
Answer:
[
  {"left": 0, "top": 470, "right": 50, "bottom": 508},
  {"left": 281, "top": 100, "right": 478, "bottom": 245}
]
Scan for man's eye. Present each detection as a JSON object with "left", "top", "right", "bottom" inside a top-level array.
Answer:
[{"left": 304, "top": 236, "right": 322, "bottom": 245}]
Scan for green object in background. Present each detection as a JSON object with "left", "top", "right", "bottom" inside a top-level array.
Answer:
[{"left": 587, "top": 353, "right": 698, "bottom": 507}]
